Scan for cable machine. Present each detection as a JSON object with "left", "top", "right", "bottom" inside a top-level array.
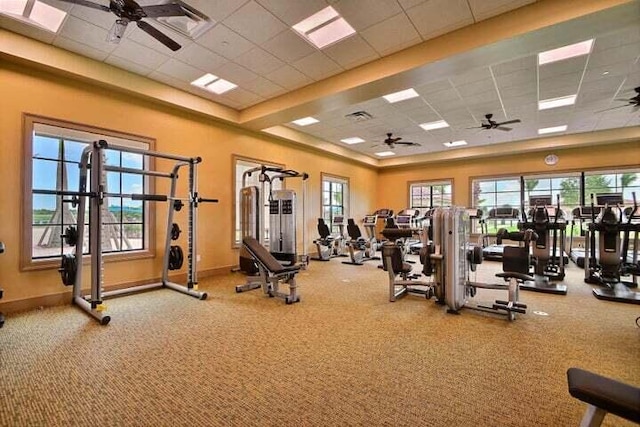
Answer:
[
  {"left": 236, "top": 165, "right": 309, "bottom": 281},
  {"left": 52, "top": 140, "right": 218, "bottom": 324}
]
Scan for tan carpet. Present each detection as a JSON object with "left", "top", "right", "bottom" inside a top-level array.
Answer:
[{"left": 0, "top": 257, "right": 638, "bottom": 426}]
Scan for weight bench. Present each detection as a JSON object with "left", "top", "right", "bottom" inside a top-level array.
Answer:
[
  {"left": 235, "top": 237, "right": 301, "bottom": 304},
  {"left": 567, "top": 367, "right": 640, "bottom": 426}
]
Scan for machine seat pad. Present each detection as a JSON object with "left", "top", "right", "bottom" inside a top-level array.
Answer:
[
  {"left": 496, "top": 271, "right": 534, "bottom": 282},
  {"left": 243, "top": 237, "right": 301, "bottom": 275},
  {"left": 567, "top": 367, "right": 640, "bottom": 424}
]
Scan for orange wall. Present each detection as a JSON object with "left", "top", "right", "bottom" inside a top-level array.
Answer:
[
  {"left": 378, "top": 143, "right": 640, "bottom": 211},
  {"left": 0, "top": 62, "right": 377, "bottom": 309}
]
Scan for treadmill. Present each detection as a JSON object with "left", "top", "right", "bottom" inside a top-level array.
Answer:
[{"left": 482, "top": 207, "right": 520, "bottom": 261}]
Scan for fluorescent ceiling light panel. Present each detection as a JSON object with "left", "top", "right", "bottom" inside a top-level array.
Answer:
[
  {"left": 443, "top": 140, "right": 467, "bottom": 147},
  {"left": 190, "top": 73, "right": 237, "bottom": 95},
  {"left": 30, "top": 0, "right": 66, "bottom": 32},
  {"left": 538, "top": 94, "right": 577, "bottom": 110},
  {"left": 293, "top": 6, "right": 355, "bottom": 49},
  {"left": 0, "top": 0, "right": 27, "bottom": 15},
  {"left": 291, "top": 117, "right": 319, "bottom": 126},
  {"left": 375, "top": 151, "right": 395, "bottom": 157},
  {"left": 340, "top": 137, "right": 365, "bottom": 145},
  {"left": 382, "top": 88, "right": 419, "bottom": 103},
  {"left": 538, "top": 39, "right": 594, "bottom": 65},
  {"left": 419, "top": 120, "right": 449, "bottom": 131},
  {"left": 538, "top": 125, "right": 568, "bottom": 135},
  {"left": 0, "top": 0, "right": 67, "bottom": 33}
]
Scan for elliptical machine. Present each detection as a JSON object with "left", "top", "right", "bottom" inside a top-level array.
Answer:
[
  {"left": 515, "top": 194, "right": 568, "bottom": 295},
  {"left": 585, "top": 193, "right": 640, "bottom": 304}
]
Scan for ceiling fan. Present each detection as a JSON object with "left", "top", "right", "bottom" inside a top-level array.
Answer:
[
  {"left": 372, "top": 133, "right": 421, "bottom": 149},
  {"left": 468, "top": 113, "right": 521, "bottom": 131},
  {"left": 58, "top": 0, "right": 188, "bottom": 51},
  {"left": 596, "top": 87, "right": 640, "bottom": 113}
]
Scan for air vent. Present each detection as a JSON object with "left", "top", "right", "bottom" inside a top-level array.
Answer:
[
  {"left": 152, "top": 0, "right": 214, "bottom": 40},
  {"left": 345, "top": 111, "right": 373, "bottom": 122}
]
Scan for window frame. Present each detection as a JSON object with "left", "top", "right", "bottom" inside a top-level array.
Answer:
[
  {"left": 232, "top": 155, "right": 285, "bottom": 248},
  {"left": 407, "top": 179, "right": 453, "bottom": 210},
  {"left": 21, "top": 114, "right": 156, "bottom": 271},
  {"left": 321, "top": 173, "right": 349, "bottom": 234}
]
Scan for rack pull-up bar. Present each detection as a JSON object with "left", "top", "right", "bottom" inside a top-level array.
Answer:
[{"left": 99, "top": 140, "right": 198, "bottom": 164}]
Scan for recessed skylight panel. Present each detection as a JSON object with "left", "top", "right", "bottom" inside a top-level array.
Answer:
[
  {"left": 293, "top": 6, "right": 355, "bottom": 49},
  {"left": 191, "top": 73, "right": 237, "bottom": 95},
  {"left": 538, "top": 39, "right": 594, "bottom": 65},
  {"left": 291, "top": 117, "right": 320, "bottom": 126},
  {"left": 419, "top": 120, "right": 449, "bottom": 131},
  {"left": 538, "top": 94, "right": 577, "bottom": 110},
  {"left": 382, "top": 88, "right": 419, "bottom": 103},
  {"left": 538, "top": 125, "right": 568, "bottom": 135},
  {"left": 0, "top": 0, "right": 67, "bottom": 33},
  {"left": 443, "top": 140, "right": 467, "bottom": 147},
  {"left": 341, "top": 137, "right": 365, "bottom": 145}
]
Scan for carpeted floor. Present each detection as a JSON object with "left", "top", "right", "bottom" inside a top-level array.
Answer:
[{"left": 0, "top": 256, "right": 638, "bottom": 426}]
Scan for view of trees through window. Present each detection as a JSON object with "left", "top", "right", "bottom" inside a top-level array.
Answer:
[
  {"left": 472, "top": 169, "right": 640, "bottom": 234},
  {"left": 410, "top": 181, "right": 452, "bottom": 210},
  {"left": 322, "top": 175, "right": 348, "bottom": 234}
]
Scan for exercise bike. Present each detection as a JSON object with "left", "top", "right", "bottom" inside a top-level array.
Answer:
[
  {"left": 311, "top": 218, "right": 345, "bottom": 261},
  {"left": 342, "top": 216, "right": 379, "bottom": 265}
]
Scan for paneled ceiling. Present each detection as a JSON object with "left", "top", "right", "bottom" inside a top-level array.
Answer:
[{"left": 1, "top": 0, "right": 639, "bottom": 166}]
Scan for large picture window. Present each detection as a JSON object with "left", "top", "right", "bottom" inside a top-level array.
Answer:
[
  {"left": 23, "top": 115, "right": 154, "bottom": 270},
  {"left": 409, "top": 180, "right": 452, "bottom": 209},
  {"left": 321, "top": 174, "right": 349, "bottom": 234}
]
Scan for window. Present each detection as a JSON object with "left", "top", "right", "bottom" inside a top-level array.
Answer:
[
  {"left": 472, "top": 177, "right": 521, "bottom": 232},
  {"left": 321, "top": 174, "right": 349, "bottom": 234},
  {"left": 233, "top": 156, "right": 283, "bottom": 246},
  {"left": 23, "top": 115, "right": 154, "bottom": 270},
  {"left": 409, "top": 180, "right": 452, "bottom": 209},
  {"left": 523, "top": 172, "right": 581, "bottom": 213},
  {"left": 584, "top": 169, "right": 640, "bottom": 204}
]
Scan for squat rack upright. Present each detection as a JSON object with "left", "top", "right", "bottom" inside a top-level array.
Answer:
[{"left": 58, "top": 140, "right": 217, "bottom": 325}]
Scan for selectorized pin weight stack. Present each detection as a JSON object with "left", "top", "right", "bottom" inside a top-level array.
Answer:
[{"left": 52, "top": 140, "right": 218, "bottom": 325}]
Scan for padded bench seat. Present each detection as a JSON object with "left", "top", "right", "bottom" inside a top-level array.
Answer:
[{"left": 567, "top": 367, "right": 640, "bottom": 426}]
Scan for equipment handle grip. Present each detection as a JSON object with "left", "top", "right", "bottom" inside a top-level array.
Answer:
[
  {"left": 132, "top": 194, "right": 168, "bottom": 202},
  {"left": 198, "top": 198, "right": 219, "bottom": 203}
]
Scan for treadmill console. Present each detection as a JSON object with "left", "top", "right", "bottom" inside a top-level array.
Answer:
[{"left": 363, "top": 215, "right": 377, "bottom": 225}]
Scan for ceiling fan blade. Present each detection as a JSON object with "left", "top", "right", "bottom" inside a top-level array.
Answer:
[
  {"left": 141, "top": 3, "right": 188, "bottom": 18},
  {"left": 496, "top": 126, "right": 512, "bottom": 131},
  {"left": 498, "top": 119, "right": 521, "bottom": 126},
  {"left": 57, "top": 0, "right": 110, "bottom": 12},
  {"left": 396, "top": 141, "right": 420, "bottom": 146},
  {"left": 136, "top": 20, "right": 181, "bottom": 51},
  {"left": 613, "top": 98, "right": 634, "bottom": 102}
]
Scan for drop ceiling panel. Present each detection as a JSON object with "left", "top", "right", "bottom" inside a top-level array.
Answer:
[
  {"left": 241, "top": 76, "right": 286, "bottom": 98},
  {"left": 213, "top": 61, "right": 259, "bottom": 86},
  {"left": 260, "top": 29, "right": 317, "bottom": 63},
  {"left": 68, "top": 3, "right": 117, "bottom": 30},
  {"left": 292, "top": 51, "right": 342, "bottom": 81},
  {"left": 538, "top": 56, "right": 588, "bottom": 80},
  {"left": 105, "top": 54, "right": 153, "bottom": 76},
  {"left": 405, "top": 0, "right": 474, "bottom": 41},
  {"left": 53, "top": 36, "right": 110, "bottom": 61},
  {"left": 588, "top": 43, "right": 640, "bottom": 69},
  {"left": 492, "top": 55, "right": 537, "bottom": 76},
  {"left": 174, "top": 43, "right": 228, "bottom": 73},
  {"left": 265, "top": 65, "right": 314, "bottom": 90},
  {"left": 223, "top": 1, "right": 288, "bottom": 45},
  {"left": 255, "top": 0, "right": 327, "bottom": 26},
  {"left": 184, "top": 0, "right": 248, "bottom": 22},
  {"left": 220, "top": 87, "right": 263, "bottom": 107},
  {"left": 234, "top": 46, "right": 285, "bottom": 75},
  {"left": 108, "top": 40, "right": 171, "bottom": 70},
  {"left": 56, "top": 15, "right": 116, "bottom": 53},
  {"left": 332, "top": 0, "right": 403, "bottom": 31},
  {"left": 196, "top": 24, "right": 256, "bottom": 61},
  {"left": 0, "top": 16, "right": 56, "bottom": 44},
  {"left": 467, "top": 0, "right": 536, "bottom": 22},
  {"left": 450, "top": 67, "right": 494, "bottom": 86},
  {"left": 323, "top": 35, "right": 379, "bottom": 69},
  {"left": 156, "top": 59, "right": 203, "bottom": 81},
  {"left": 360, "top": 12, "right": 421, "bottom": 56}
]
